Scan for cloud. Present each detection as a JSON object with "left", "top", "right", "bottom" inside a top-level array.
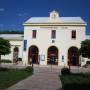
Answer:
[
  {"left": 17, "top": 13, "right": 28, "bottom": 17},
  {"left": 0, "top": 8, "right": 5, "bottom": 12}
]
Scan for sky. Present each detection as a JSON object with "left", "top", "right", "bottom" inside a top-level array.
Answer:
[{"left": 0, "top": 0, "right": 90, "bottom": 35}]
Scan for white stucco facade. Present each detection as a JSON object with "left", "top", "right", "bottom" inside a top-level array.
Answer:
[
  {"left": 0, "top": 11, "right": 89, "bottom": 66},
  {"left": 22, "top": 11, "right": 86, "bottom": 66},
  {"left": 0, "top": 34, "right": 23, "bottom": 63}
]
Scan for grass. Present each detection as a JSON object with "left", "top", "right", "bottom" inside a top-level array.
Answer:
[
  {"left": 60, "top": 73, "right": 90, "bottom": 90},
  {"left": 0, "top": 67, "right": 33, "bottom": 90}
]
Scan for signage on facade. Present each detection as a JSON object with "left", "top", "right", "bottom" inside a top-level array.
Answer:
[
  {"left": 40, "top": 55, "right": 45, "bottom": 61},
  {"left": 40, "top": 26, "right": 68, "bottom": 29},
  {"left": 40, "top": 26, "right": 58, "bottom": 29}
]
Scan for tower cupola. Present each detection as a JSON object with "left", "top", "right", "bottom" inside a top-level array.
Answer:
[{"left": 50, "top": 10, "right": 59, "bottom": 20}]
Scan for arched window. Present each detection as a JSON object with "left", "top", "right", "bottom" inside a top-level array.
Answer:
[
  {"left": 68, "top": 46, "right": 79, "bottom": 66},
  {"left": 28, "top": 45, "right": 39, "bottom": 64},
  {"left": 47, "top": 46, "right": 58, "bottom": 65},
  {"left": 13, "top": 47, "right": 19, "bottom": 63}
]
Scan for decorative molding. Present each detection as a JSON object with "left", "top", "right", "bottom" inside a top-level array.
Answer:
[
  {"left": 23, "top": 23, "right": 86, "bottom": 26},
  {"left": 40, "top": 26, "right": 58, "bottom": 29}
]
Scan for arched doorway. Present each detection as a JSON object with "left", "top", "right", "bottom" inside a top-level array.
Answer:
[
  {"left": 68, "top": 46, "right": 79, "bottom": 66},
  {"left": 28, "top": 46, "right": 39, "bottom": 64},
  {"left": 13, "top": 47, "right": 19, "bottom": 63},
  {"left": 47, "top": 46, "right": 58, "bottom": 65}
]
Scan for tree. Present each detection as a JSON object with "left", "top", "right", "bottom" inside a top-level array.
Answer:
[
  {"left": 80, "top": 39, "right": 90, "bottom": 58},
  {"left": 0, "top": 30, "right": 23, "bottom": 34},
  {"left": 0, "top": 38, "right": 11, "bottom": 64}
]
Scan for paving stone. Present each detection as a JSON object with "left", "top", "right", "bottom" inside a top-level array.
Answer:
[
  {"left": 5, "top": 64, "right": 90, "bottom": 90},
  {"left": 6, "top": 66, "right": 62, "bottom": 90}
]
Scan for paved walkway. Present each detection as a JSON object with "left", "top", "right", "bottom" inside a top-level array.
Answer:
[{"left": 6, "top": 65, "right": 62, "bottom": 90}]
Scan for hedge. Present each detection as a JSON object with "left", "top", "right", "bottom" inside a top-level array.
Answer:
[
  {"left": 60, "top": 73, "right": 90, "bottom": 90},
  {"left": 1, "top": 59, "right": 12, "bottom": 63}
]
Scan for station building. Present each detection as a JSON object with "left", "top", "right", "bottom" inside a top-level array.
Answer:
[{"left": 1, "top": 11, "right": 89, "bottom": 66}]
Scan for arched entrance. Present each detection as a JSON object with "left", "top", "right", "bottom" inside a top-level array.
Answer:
[
  {"left": 47, "top": 46, "right": 58, "bottom": 65},
  {"left": 28, "top": 46, "right": 39, "bottom": 64},
  {"left": 68, "top": 46, "right": 79, "bottom": 66},
  {"left": 13, "top": 47, "right": 19, "bottom": 63}
]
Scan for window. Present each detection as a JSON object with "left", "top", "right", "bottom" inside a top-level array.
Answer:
[
  {"left": 24, "top": 40, "right": 27, "bottom": 51},
  {"left": 32, "top": 30, "right": 37, "bottom": 38},
  {"left": 52, "top": 40, "right": 55, "bottom": 43},
  {"left": 51, "top": 30, "right": 56, "bottom": 39},
  {"left": 72, "top": 30, "right": 76, "bottom": 39}
]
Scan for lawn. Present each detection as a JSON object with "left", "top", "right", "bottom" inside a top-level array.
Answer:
[
  {"left": 0, "top": 67, "right": 33, "bottom": 90},
  {"left": 60, "top": 73, "right": 90, "bottom": 90}
]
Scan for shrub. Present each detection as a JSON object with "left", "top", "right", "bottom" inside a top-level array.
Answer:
[
  {"left": 86, "top": 61, "right": 90, "bottom": 64},
  {"left": 61, "top": 68, "right": 70, "bottom": 75},
  {"left": 18, "top": 58, "right": 22, "bottom": 61},
  {"left": 60, "top": 73, "right": 90, "bottom": 90},
  {"left": 25, "top": 66, "right": 33, "bottom": 73},
  {"left": 0, "top": 67, "right": 9, "bottom": 71},
  {"left": 1, "top": 59, "right": 12, "bottom": 63}
]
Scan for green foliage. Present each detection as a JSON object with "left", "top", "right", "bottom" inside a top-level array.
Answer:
[
  {"left": 0, "top": 68, "right": 33, "bottom": 89},
  {"left": 18, "top": 58, "right": 22, "bottom": 61},
  {"left": 60, "top": 73, "right": 90, "bottom": 90},
  {"left": 25, "top": 66, "right": 33, "bottom": 73},
  {"left": 86, "top": 61, "right": 90, "bottom": 64},
  {"left": 1, "top": 59, "right": 12, "bottom": 63},
  {"left": 61, "top": 68, "right": 70, "bottom": 75},
  {"left": 0, "top": 30, "right": 23, "bottom": 34},
  {"left": 0, "top": 38, "right": 11, "bottom": 64},
  {"left": 0, "top": 67, "right": 9, "bottom": 71},
  {"left": 80, "top": 39, "right": 90, "bottom": 58},
  {"left": 0, "top": 38, "right": 11, "bottom": 55}
]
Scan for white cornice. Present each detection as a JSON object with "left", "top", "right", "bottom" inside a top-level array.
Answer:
[{"left": 23, "top": 23, "right": 87, "bottom": 26}]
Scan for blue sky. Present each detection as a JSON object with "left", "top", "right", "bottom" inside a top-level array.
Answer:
[{"left": 0, "top": 0, "right": 90, "bottom": 35}]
